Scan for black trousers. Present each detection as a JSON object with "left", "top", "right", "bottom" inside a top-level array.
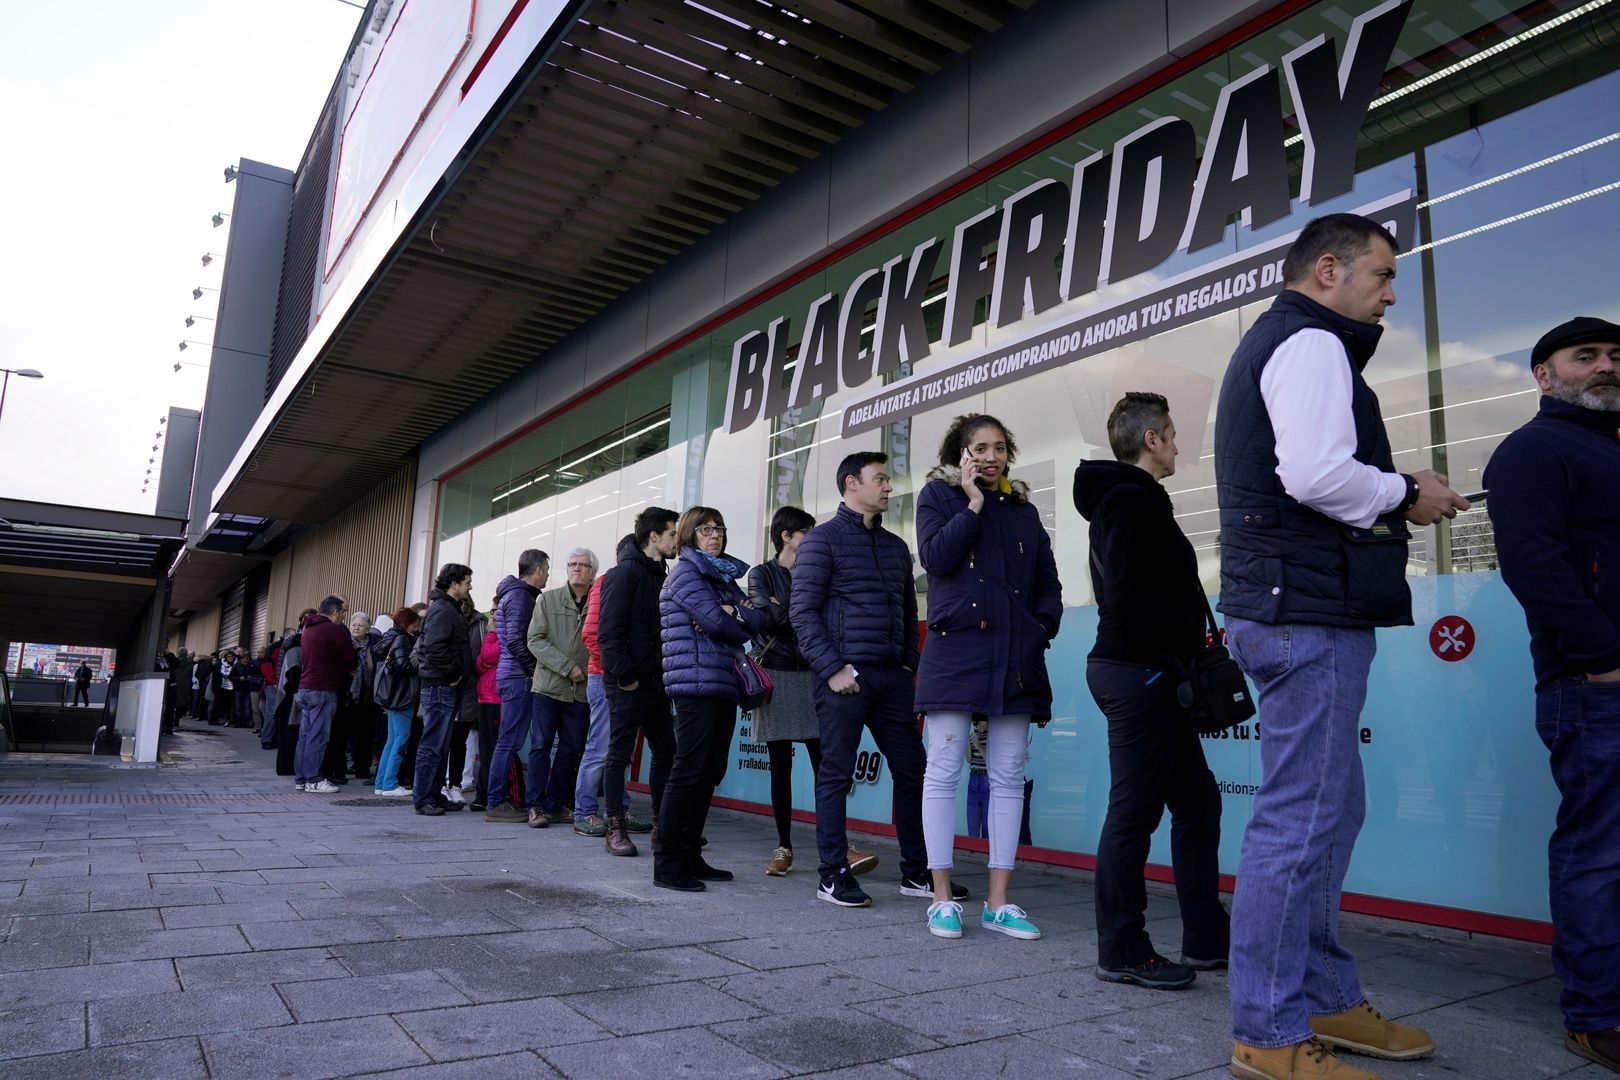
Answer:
[
  {"left": 602, "top": 682, "right": 675, "bottom": 822},
  {"left": 812, "top": 664, "right": 926, "bottom": 881},
  {"left": 766, "top": 739, "right": 821, "bottom": 849},
  {"left": 475, "top": 702, "right": 500, "bottom": 807},
  {"left": 656, "top": 696, "right": 737, "bottom": 876},
  {"left": 1086, "top": 658, "right": 1229, "bottom": 968}
]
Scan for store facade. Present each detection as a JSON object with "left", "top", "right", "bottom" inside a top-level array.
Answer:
[{"left": 422, "top": 0, "right": 1620, "bottom": 939}]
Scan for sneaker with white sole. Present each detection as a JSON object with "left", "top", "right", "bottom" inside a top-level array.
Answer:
[
  {"left": 900, "top": 874, "right": 968, "bottom": 900},
  {"left": 443, "top": 786, "right": 466, "bottom": 805},
  {"left": 305, "top": 779, "right": 340, "bottom": 794},
  {"left": 293, "top": 782, "right": 305, "bottom": 792},
  {"left": 981, "top": 902, "right": 1041, "bottom": 940},
  {"left": 927, "top": 900, "right": 963, "bottom": 939},
  {"left": 817, "top": 868, "right": 872, "bottom": 907},
  {"left": 373, "top": 787, "right": 411, "bottom": 797}
]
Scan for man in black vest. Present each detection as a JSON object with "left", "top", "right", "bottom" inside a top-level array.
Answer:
[
  {"left": 1214, "top": 214, "right": 1467, "bottom": 1080},
  {"left": 1486, "top": 316, "right": 1620, "bottom": 1075}
]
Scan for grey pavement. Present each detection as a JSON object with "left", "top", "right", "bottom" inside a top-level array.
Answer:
[{"left": 0, "top": 723, "right": 1600, "bottom": 1079}]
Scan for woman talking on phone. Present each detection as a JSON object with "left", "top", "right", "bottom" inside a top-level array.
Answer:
[{"left": 914, "top": 413, "right": 1063, "bottom": 940}]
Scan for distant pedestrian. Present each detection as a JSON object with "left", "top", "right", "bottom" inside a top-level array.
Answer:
[
  {"left": 72, "top": 660, "right": 92, "bottom": 707},
  {"left": 228, "top": 650, "right": 256, "bottom": 728},
  {"left": 916, "top": 414, "right": 1060, "bottom": 942}
]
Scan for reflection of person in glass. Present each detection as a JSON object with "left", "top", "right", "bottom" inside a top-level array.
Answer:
[
  {"left": 914, "top": 414, "right": 1062, "bottom": 941},
  {"left": 1077, "top": 392, "right": 1228, "bottom": 991},
  {"left": 1216, "top": 214, "right": 1466, "bottom": 1080},
  {"left": 1485, "top": 316, "right": 1620, "bottom": 1075}
]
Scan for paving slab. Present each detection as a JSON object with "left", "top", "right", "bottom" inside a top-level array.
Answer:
[
  {"left": 541, "top": 1026, "right": 786, "bottom": 1079},
  {"left": 278, "top": 970, "right": 472, "bottom": 1022},
  {"left": 0, "top": 1034, "right": 209, "bottom": 1080},
  {"left": 201, "top": 1014, "right": 432, "bottom": 1078},
  {"left": 88, "top": 983, "right": 292, "bottom": 1045},
  {"left": 353, "top": 1051, "right": 561, "bottom": 1079},
  {"left": 0, "top": 958, "right": 180, "bottom": 1009},
  {"left": 0, "top": 1001, "right": 86, "bottom": 1061},
  {"left": 394, "top": 997, "right": 611, "bottom": 1058},
  {"left": 566, "top": 980, "right": 766, "bottom": 1034}
]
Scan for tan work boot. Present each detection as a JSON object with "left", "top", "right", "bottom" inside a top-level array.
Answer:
[
  {"left": 847, "top": 847, "right": 878, "bottom": 875},
  {"left": 604, "top": 815, "right": 637, "bottom": 857},
  {"left": 1231, "top": 1038, "right": 1383, "bottom": 1079},
  {"left": 766, "top": 847, "right": 793, "bottom": 876},
  {"left": 1309, "top": 1001, "right": 1435, "bottom": 1060},
  {"left": 1567, "top": 1026, "right": 1620, "bottom": 1072}
]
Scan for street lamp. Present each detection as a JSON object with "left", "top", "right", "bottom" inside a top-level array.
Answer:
[{"left": 0, "top": 366, "right": 44, "bottom": 424}]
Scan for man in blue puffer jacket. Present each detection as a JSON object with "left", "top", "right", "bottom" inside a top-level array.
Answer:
[
  {"left": 483, "top": 549, "right": 548, "bottom": 825},
  {"left": 790, "top": 451, "right": 926, "bottom": 908}
]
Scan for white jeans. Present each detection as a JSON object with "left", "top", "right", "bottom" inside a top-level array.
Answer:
[{"left": 922, "top": 712, "right": 1030, "bottom": 872}]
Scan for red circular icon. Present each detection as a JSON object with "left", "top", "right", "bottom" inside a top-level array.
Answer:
[{"left": 1429, "top": 616, "right": 1475, "bottom": 662}]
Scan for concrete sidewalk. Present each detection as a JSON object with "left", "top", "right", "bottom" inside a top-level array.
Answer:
[{"left": 0, "top": 723, "right": 1598, "bottom": 1079}]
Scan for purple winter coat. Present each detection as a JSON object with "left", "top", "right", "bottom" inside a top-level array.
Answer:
[
  {"left": 493, "top": 574, "right": 540, "bottom": 681},
  {"left": 659, "top": 547, "right": 768, "bottom": 700},
  {"left": 913, "top": 465, "right": 1064, "bottom": 722}
]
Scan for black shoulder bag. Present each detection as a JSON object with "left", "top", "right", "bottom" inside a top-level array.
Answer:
[{"left": 1169, "top": 595, "right": 1256, "bottom": 735}]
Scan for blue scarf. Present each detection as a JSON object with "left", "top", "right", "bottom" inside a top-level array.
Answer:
[{"left": 697, "top": 549, "right": 739, "bottom": 583}]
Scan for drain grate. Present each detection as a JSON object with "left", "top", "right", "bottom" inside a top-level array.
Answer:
[{"left": 330, "top": 797, "right": 413, "bottom": 808}]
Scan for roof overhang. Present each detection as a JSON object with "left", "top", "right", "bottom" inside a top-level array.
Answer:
[
  {"left": 212, "top": 0, "right": 1034, "bottom": 525},
  {"left": 0, "top": 499, "right": 186, "bottom": 648}
]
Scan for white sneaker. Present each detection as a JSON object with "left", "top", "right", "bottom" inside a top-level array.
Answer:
[
  {"left": 443, "top": 786, "right": 465, "bottom": 805},
  {"left": 306, "top": 779, "right": 340, "bottom": 794},
  {"left": 294, "top": 782, "right": 305, "bottom": 792},
  {"left": 373, "top": 787, "right": 411, "bottom": 796}
]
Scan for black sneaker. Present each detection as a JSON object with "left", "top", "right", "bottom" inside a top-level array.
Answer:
[
  {"left": 818, "top": 869, "right": 872, "bottom": 908},
  {"left": 899, "top": 874, "right": 968, "bottom": 901},
  {"left": 433, "top": 796, "right": 466, "bottom": 812},
  {"left": 1096, "top": 954, "right": 1196, "bottom": 990},
  {"left": 415, "top": 803, "right": 446, "bottom": 817}
]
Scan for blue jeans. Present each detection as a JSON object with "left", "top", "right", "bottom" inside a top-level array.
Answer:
[
  {"left": 1537, "top": 676, "right": 1620, "bottom": 1033},
  {"left": 293, "top": 689, "right": 338, "bottom": 785},
  {"left": 413, "top": 685, "right": 459, "bottom": 809},
  {"left": 531, "top": 694, "right": 588, "bottom": 813},
  {"left": 575, "top": 674, "right": 623, "bottom": 819},
  {"left": 1225, "top": 618, "right": 1373, "bottom": 1048},
  {"left": 374, "top": 708, "right": 412, "bottom": 791},
  {"left": 487, "top": 678, "right": 535, "bottom": 809}
]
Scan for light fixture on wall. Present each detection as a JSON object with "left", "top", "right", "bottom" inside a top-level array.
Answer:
[
  {"left": 211, "top": 212, "right": 229, "bottom": 228},
  {"left": 192, "top": 286, "right": 217, "bottom": 300},
  {"left": 223, "top": 164, "right": 239, "bottom": 183},
  {"left": 201, "top": 252, "right": 224, "bottom": 267},
  {"left": 185, "top": 314, "right": 213, "bottom": 328},
  {"left": 174, "top": 360, "right": 206, "bottom": 373}
]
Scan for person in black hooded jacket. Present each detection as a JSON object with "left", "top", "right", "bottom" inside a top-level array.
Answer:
[{"left": 1074, "top": 391, "right": 1228, "bottom": 991}]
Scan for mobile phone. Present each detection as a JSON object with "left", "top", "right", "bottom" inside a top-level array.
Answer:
[{"left": 1459, "top": 490, "right": 1487, "bottom": 503}]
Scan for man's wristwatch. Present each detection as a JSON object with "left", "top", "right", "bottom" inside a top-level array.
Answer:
[{"left": 1397, "top": 473, "right": 1420, "bottom": 514}]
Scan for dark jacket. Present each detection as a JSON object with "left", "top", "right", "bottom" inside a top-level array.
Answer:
[
  {"left": 1075, "top": 459, "right": 1207, "bottom": 667},
  {"left": 493, "top": 575, "right": 541, "bottom": 681},
  {"left": 415, "top": 589, "right": 472, "bottom": 687},
  {"left": 747, "top": 558, "right": 809, "bottom": 671},
  {"left": 1485, "top": 394, "right": 1620, "bottom": 689},
  {"left": 229, "top": 659, "right": 256, "bottom": 692},
  {"left": 346, "top": 628, "right": 382, "bottom": 704},
  {"left": 298, "top": 614, "right": 357, "bottom": 694},
  {"left": 789, "top": 503, "right": 919, "bottom": 681},
  {"left": 914, "top": 467, "right": 1063, "bottom": 720},
  {"left": 660, "top": 548, "right": 768, "bottom": 700},
  {"left": 1214, "top": 289, "right": 1412, "bottom": 628},
  {"left": 598, "top": 536, "right": 668, "bottom": 688},
  {"left": 373, "top": 627, "right": 419, "bottom": 712},
  {"left": 75, "top": 663, "right": 92, "bottom": 686},
  {"left": 459, "top": 609, "right": 489, "bottom": 717}
]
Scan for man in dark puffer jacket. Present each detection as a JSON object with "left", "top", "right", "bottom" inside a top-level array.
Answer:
[
  {"left": 412, "top": 564, "right": 475, "bottom": 816},
  {"left": 790, "top": 451, "right": 926, "bottom": 908},
  {"left": 596, "top": 507, "right": 680, "bottom": 856}
]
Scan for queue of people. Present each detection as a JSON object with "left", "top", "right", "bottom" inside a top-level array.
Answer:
[{"left": 178, "top": 211, "right": 1617, "bottom": 1080}]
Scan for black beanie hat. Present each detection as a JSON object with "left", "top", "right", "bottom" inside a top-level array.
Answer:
[{"left": 1530, "top": 316, "right": 1620, "bottom": 368}]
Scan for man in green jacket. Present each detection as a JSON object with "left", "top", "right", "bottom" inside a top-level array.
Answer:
[{"left": 524, "top": 547, "right": 596, "bottom": 828}]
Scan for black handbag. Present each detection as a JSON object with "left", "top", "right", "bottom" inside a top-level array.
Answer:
[
  {"left": 1169, "top": 596, "right": 1256, "bottom": 735},
  {"left": 733, "top": 650, "right": 775, "bottom": 712}
]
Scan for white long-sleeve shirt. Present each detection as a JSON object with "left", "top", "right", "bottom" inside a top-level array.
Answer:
[{"left": 1259, "top": 328, "right": 1407, "bottom": 529}]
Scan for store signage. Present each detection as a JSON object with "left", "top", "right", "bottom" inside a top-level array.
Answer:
[
  {"left": 1429, "top": 616, "right": 1475, "bottom": 662},
  {"left": 723, "top": 0, "right": 1414, "bottom": 436}
]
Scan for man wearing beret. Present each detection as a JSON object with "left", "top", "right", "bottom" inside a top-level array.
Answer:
[{"left": 1485, "top": 315, "right": 1620, "bottom": 1075}]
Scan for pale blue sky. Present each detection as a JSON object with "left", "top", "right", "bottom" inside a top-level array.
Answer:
[{"left": 0, "top": 0, "right": 362, "bottom": 513}]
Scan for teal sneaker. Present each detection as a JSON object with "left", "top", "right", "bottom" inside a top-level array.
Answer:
[
  {"left": 622, "top": 812, "right": 653, "bottom": 834},
  {"left": 981, "top": 903, "right": 1041, "bottom": 940},
  {"left": 927, "top": 900, "right": 963, "bottom": 939}
]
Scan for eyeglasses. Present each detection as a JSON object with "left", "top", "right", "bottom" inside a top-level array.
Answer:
[
  {"left": 696, "top": 524, "right": 727, "bottom": 537},
  {"left": 565, "top": 561, "right": 593, "bottom": 570}
]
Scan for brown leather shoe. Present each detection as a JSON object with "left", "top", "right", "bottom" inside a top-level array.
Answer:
[
  {"left": 1231, "top": 1038, "right": 1384, "bottom": 1079},
  {"left": 847, "top": 847, "right": 878, "bottom": 875},
  {"left": 1567, "top": 1026, "right": 1620, "bottom": 1073},
  {"left": 1309, "top": 1001, "right": 1434, "bottom": 1060},
  {"left": 766, "top": 847, "right": 793, "bottom": 876},
  {"left": 527, "top": 807, "right": 549, "bottom": 829},
  {"left": 604, "top": 815, "right": 637, "bottom": 857}
]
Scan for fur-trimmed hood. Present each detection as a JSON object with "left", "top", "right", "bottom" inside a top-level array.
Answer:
[{"left": 924, "top": 463, "right": 1031, "bottom": 502}]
